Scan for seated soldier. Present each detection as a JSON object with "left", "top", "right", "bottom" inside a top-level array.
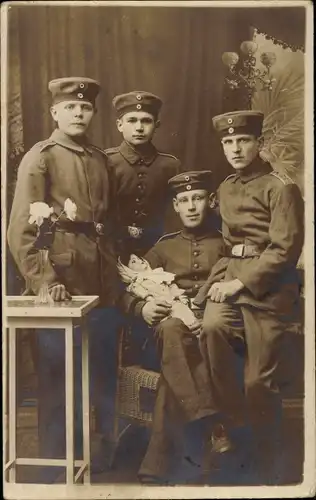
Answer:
[{"left": 119, "top": 170, "right": 225, "bottom": 484}]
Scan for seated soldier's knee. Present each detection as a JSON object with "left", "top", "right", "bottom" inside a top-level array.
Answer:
[
  {"left": 155, "top": 317, "right": 186, "bottom": 341},
  {"left": 202, "top": 314, "right": 229, "bottom": 338}
]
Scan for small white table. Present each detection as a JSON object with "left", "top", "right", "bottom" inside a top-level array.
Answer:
[{"left": 3, "top": 295, "right": 99, "bottom": 486}]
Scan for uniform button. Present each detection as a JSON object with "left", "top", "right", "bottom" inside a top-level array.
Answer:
[
  {"left": 139, "top": 159, "right": 144, "bottom": 164},
  {"left": 193, "top": 263, "right": 199, "bottom": 269},
  {"left": 193, "top": 275, "right": 198, "bottom": 281},
  {"left": 193, "top": 241, "right": 198, "bottom": 246},
  {"left": 138, "top": 173, "right": 143, "bottom": 178},
  {"left": 134, "top": 210, "right": 139, "bottom": 215},
  {"left": 194, "top": 284, "right": 200, "bottom": 289},
  {"left": 137, "top": 184, "right": 143, "bottom": 189},
  {"left": 136, "top": 198, "right": 140, "bottom": 203},
  {"left": 193, "top": 250, "right": 199, "bottom": 256}
]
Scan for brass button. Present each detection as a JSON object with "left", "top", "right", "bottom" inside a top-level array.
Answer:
[
  {"left": 79, "top": 83, "right": 85, "bottom": 89},
  {"left": 193, "top": 263, "right": 199, "bottom": 269},
  {"left": 193, "top": 250, "right": 199, "bottom": 256},
  {"left": 78, "top": 93, "right": 83, "bottom": 98},
  {"left": 139, "top": 159, "right": 144, "bottom": 164},
  {"left": 136, "top": 198, "right": 140, "bottom": 203},
  {"left": 136, "top": 104, "right": 142, "bottom": 110},
  {"left": 194, "top": 284, "right": 200, "bottom": 289},
  {"left": 138, "top": 173, "right": 143, "bottom": 178},
  {"left": 134, "top": 210, "right": 139, "bottom": 215},
  {"left": 193, "top": 275, "right": 198, "bottom": 280},
  {"left": 227, "top": 118, "right": 233, "bottom": 124}
]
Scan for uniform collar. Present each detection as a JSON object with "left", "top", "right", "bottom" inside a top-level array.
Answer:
[
  {"left": 119, "top": 140, "right": 157, "bottom": 166},
  {"left": 51, "top": 129, "right": 93, "bottom": 154},
  {"left": 233, "top": 156, "right": 272, "bottom": 183},
  {"left": 181, "top": 220, "right": 220, "bottom": 241}
]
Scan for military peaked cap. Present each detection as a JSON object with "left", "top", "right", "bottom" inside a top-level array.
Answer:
[
  {"left": 49, "top": 77, "right": 100, "bottom": 106},
  {"left": 212, "top": 110, "right": 264, "bottom": 138},
  {"left": 112, "top": 91, "right": 162, "bottom": 119},
  {"left": 168, "top": 170, "right": 213, "bottom": 195}
]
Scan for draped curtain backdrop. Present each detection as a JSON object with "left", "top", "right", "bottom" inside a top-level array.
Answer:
[{"left": 6, "top": 4, "right": 306, "bottom": 293}]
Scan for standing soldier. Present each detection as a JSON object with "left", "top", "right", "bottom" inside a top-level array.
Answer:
[
  {"left": 7, "top": 77, "right": 121, "bottom": 481},
  {"left": 106, "top": 91, "right": 181, "bottom": 262},
  {"left": 196, "top": 110, "right": 304, "bottom": 483}
]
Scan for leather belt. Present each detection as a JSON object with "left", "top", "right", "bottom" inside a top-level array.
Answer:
[
  {"left": 229, "top": 244, "right": 262, "bottom": 258},
  {"left": 56, "top": 220, "right": 105, "bottom": 237}
]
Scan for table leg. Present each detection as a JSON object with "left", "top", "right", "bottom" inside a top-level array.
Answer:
[
  {"left": 65, "top": 321, "right": 74, "bottom": 484},
  {"left": 81, "top": 317, "right": 91, "bottom": 484},
  {"left": 8, "top": 326, "right": 17, "bottom": 483}
]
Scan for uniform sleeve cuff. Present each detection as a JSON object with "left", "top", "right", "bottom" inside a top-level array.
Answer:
[{"left": 132, "top": 300, "right": 147, "bottom": 317}]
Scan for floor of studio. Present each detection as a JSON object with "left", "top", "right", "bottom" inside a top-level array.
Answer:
[{"left": 12, "top": 398, "right": 304, "bottom": 487}]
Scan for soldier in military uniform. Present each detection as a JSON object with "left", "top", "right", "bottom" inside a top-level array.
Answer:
[
  {"left": 106, "top": 91, "right": 181, "bottom": 262},
  {"left": 120, "top": 171, "right": 226, "bottom": 484},
  {"left": 195, "top": 111, "right": 304, "bottom": 483},
  {"left": 7, "top": 77, "right": 121, "bottom": 481}
]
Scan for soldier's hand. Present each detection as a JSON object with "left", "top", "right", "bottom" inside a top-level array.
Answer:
[
  {"left": 208, "top": 279, "right": 244, "bottom": 303},
  {"left": 141, "top": 300, "right": 172, "bottom": 326},
  {"left": 49, "top": 284, "right": 72, "bottom": 302},
  {"left": 188, "top": 318, "right": 202, "bottom": 337}
]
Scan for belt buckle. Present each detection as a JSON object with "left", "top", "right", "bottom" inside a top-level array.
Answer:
[
  {"left": 232, "top": 244, "right": 245, "bottom": 257},
  {"left": 127, "top": 226, "right": 143, "bottom": 239},
  {"left": 94, "top": 222, "right": 105, "bottom": 236}
]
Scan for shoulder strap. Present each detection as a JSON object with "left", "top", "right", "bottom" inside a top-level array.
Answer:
[
  {"left": 222, "top": 173, "right": 237, "bottom": 183},
  {"left": 157, "top": 151, "right": 179, "bottom": 161},
  {"left": 157, "top": 230, "right": 181, "bottom": 243},
  {"left": 270, "top": 170, "right": 295, "bottom": 186},
  {"left": 35, "top": 139, "right": 56, "bottom": 153},
  {"left": 104, "top": 146, "right": 120, "bottom": 155},
  {"left": 90, "top": 145, "right": 110, "bottom": 158}
]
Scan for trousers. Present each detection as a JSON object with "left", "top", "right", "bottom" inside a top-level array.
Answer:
[
  {"left": 200, "top": 301, "right": 295, "bottom": 482},
  {"left": 36, "top": 307, "right": 123, "bottom": 467},
  {"left": 139, "top": 316, "right": 217, "bottom": 479}
]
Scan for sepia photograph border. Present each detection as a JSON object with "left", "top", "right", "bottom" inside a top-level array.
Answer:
[{"left": 1, "top": 1, "right": 315, "bottom": 498}]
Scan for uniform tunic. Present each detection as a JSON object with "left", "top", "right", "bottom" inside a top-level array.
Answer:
[
  {"left": 7, "top": 128, "right": 119, "bottom": 305},
  {"left": 106, "top": 140, "right": 181, "bottom": 258},
  {"left": 120, "top": 223, "right": 225, "bottom": 479},
  {"left": 195, "top": 158, "right": 304, "bottom": 313}
]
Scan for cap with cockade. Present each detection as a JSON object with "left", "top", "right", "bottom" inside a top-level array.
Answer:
[
  {"left": 212, "top": 110, "right": 264, "bottom": 138},
  {"left": 48, "top": 77, "right": 100, "bottom": 106},
  {"left": 168, "top": 170, "right": 213, "bottom": 195},
  {"left": 112, "top": 91, "right": 162, "bottom": 119}
]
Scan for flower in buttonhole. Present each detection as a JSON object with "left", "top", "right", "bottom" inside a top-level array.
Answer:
[
  {"left": 28, "top": 202, "right": 54, "bottom": 227},
  {"left": 64, "top": 198, "right": 77, "bottom": 221}
]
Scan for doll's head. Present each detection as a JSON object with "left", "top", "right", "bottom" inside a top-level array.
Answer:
[{"left": 128, "top": 254, "right": 151, "bottom": 272}]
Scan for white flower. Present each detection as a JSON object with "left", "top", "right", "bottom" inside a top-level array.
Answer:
[
  {"left": 28, "top": 202, "right": 54, "bottom": 227},
  {"left": 64, "top": 198, "right": 77, "bottom": 221}
]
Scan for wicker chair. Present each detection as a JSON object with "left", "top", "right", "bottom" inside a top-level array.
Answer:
[{"left": 113, "top": 326, "right": 160, "bottom": 447}]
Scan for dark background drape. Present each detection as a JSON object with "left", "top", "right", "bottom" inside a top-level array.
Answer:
[{"left": 6, "top": 4, "right": 306, "bottom": 293}]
